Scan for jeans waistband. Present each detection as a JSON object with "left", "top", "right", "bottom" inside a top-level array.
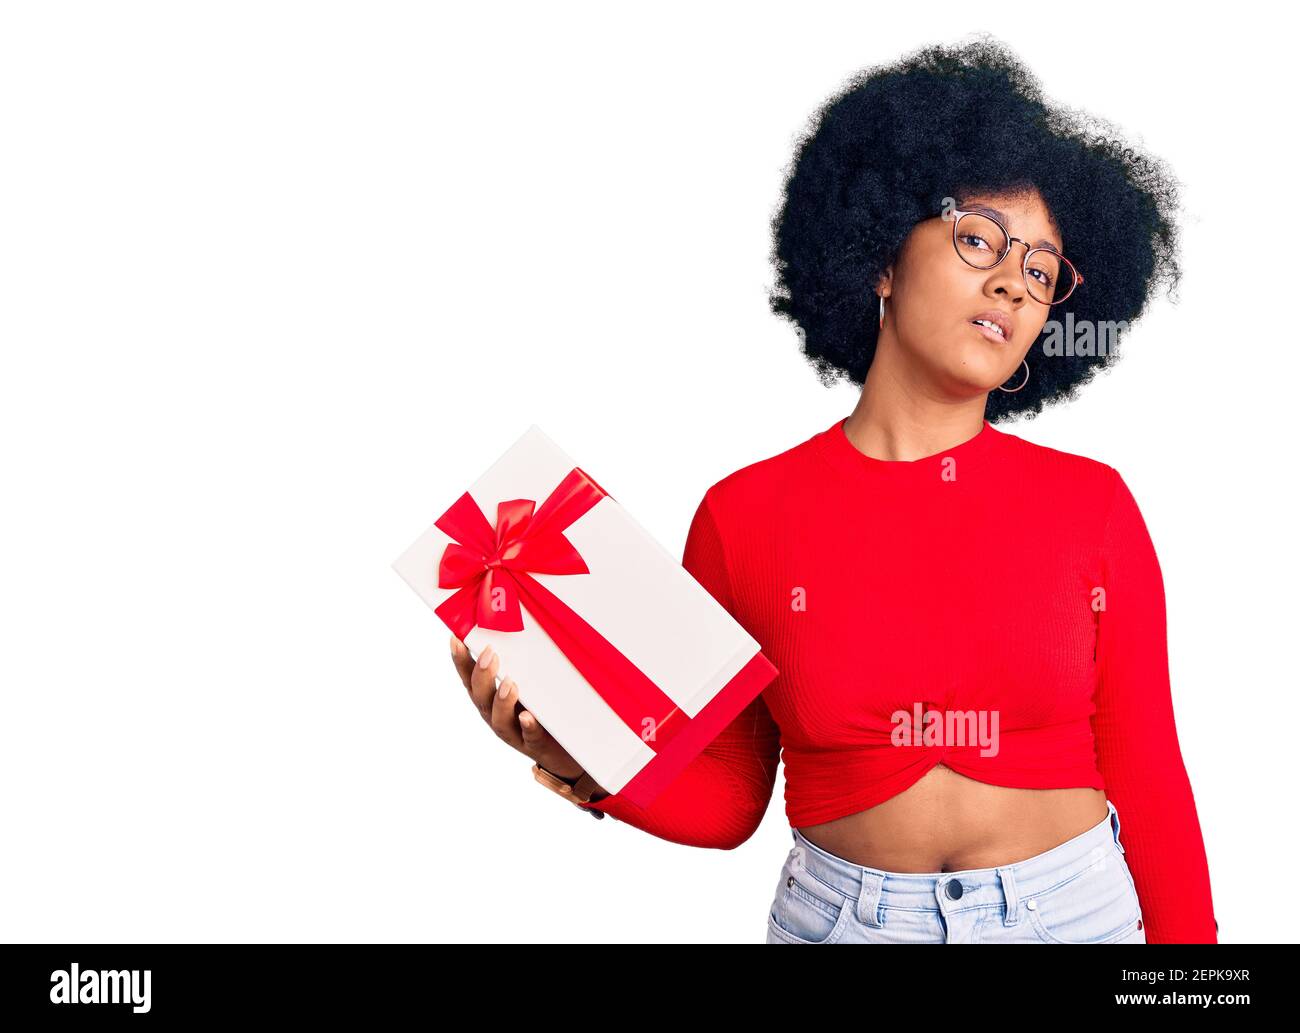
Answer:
[{"left": 788, "top": 799, "right": 1125, "bottom": 928}]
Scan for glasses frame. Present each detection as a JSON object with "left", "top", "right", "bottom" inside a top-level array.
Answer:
[{"left": 947, "top": 208, "right": 1083, "bottom": 306}]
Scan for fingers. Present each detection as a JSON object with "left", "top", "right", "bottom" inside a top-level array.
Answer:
[
  {"left": 518, "top": 709, "right": 548, "bottom": 753},
  {"left": 449, "top": 635, "right": 547, "bottom": 760},
  {"left": 490, "top": 675, "right": 525, "bottom": 749},
  {"left": 449, "top": 633, "right": 500, "bottom": 713},
  {"left": 449, "top": 635, "right": 475, "bottom": 689},
  {"left": 467, "top": 642, "right": 501, "bottom": 716}
]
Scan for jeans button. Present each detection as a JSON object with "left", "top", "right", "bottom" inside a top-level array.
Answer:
[{"left": 945, "top": 879, "right": 963, "bottom": 900}]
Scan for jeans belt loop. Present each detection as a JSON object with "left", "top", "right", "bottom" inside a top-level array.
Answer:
[
  {"left": 856, "top": 871, "right": 885, "bottom": 928},
  {"left": 997, "top": 866, "right": 1019, "bottom": 926}
]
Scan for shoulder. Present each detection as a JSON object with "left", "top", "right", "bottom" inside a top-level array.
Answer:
[
  {"left": 993, "top": 425, "right": 1115, "bottom": 476},
  {"left": 695, "top": 424, "right": 827, "bottom": 524},
  {"left": 991, "top": 425, "right": 1122, "bottom": 500}
]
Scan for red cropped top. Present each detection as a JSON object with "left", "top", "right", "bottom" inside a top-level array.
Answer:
[{"left": 580, "top": 416, "right": 1218, "bottom": 944}]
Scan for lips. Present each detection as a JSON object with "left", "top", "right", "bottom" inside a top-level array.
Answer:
[{"left": 969, "top": 309, "right": 1014, "bottom": 343}]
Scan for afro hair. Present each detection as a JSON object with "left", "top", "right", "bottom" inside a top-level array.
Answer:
[{"left": 766, "top": 33, "right": 1183, "bottom": 422}]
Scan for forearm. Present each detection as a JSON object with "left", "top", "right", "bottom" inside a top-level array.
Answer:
[
  {"left": 577, "top": 744, "right": 775, "bottom": 850},
  {"left": 1096, "top": 735, "right": 1217, "bottom": 943}
]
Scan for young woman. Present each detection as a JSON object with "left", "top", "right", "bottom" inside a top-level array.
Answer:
[{"left": 448, "top": 36, "right": 1218, "bottom": 944}]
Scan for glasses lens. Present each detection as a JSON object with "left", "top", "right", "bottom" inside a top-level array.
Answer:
[
  {"left": 954, "top": 212, "right": 1009, "bottom": 268},
  {"left": 1026, "top": 248, "right": 1077, "bottom": 304}
]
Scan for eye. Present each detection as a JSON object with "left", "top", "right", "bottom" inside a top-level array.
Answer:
[{"left": 957, "top": 233, "right": 993, "bottom": 251}]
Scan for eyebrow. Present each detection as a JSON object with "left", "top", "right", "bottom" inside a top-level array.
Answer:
[{"left": 960, "top": 203, "right": 1061, "bottom": 252}]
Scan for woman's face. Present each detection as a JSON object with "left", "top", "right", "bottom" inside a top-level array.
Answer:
[{"left": 877, "top": 188, "right": 1062, "bottom": 395}]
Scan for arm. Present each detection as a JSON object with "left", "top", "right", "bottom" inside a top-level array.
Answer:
[
  {"left": 1092, "top": 468, "right": 1218, "bottom": 943},
  {"left": 577, "top": 488, "right": 782, "bottom": 850}
]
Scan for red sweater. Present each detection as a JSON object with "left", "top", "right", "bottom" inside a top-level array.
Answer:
[{"left": 580, "top": 416, "right": 1218, "bottom": 944}]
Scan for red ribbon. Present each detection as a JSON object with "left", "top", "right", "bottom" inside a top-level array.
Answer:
[{"left": 434, "top": 467, "right": 685, "bottom": 751}]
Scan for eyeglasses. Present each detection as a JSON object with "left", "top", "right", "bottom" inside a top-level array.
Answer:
[{"left": 947, "top": 208, "right": 1083, "bottom": 305}]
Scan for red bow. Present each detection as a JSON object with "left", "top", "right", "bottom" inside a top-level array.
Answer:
[
  {"left": 435, "top": 467, "right": 601, "bottom": 638},
  {"left": 434, "top": 467, "right": 685, "bottom": 751}
]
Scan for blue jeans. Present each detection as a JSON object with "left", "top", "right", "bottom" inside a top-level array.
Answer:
[{"left": 766, "top": 798, "right": 1146, "bottom": 944}]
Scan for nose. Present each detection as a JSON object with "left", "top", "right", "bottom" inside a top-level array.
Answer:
[{"left": 986, "top": 255, "right": 1029, "bottom": 303}]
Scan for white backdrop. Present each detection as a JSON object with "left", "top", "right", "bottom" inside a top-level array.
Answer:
[{"left": 2, "top": 1, "right": 1295, "bottom": 943}]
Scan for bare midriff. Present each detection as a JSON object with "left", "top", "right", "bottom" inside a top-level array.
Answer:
[{"left": 796, "top": 763, "right": 1109, "bottom": 873}]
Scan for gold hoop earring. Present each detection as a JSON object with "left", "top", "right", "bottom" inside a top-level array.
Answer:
[{"left": 997, "top": 358, "right": 1029, "bottom": 393}]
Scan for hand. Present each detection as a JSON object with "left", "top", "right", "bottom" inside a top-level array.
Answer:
[{"left": 449, "top": 633, "right": 594, "bottom": 786}]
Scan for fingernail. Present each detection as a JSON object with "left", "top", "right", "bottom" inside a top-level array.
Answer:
[
  {"left": 450, "top": 635, "right": 460, "bottom": 657},
  {"left": 500, "top": 679, "right": 515, "bottom": 701},
  {"left": 477, "top": 646, "right": 493, "bottom": 669}
]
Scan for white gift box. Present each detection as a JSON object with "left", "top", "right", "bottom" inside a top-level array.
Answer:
[{"left": 392, "top": 424, "right": 778, "bottom": 808}]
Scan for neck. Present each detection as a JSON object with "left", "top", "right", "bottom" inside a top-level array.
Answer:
[{"left": 845, "top": 386, "right": 987, "bottom": 464}]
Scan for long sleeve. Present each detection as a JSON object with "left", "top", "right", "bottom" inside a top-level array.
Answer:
[
  {"left": 1092, "top": 468, "right": 1218, "bottom": 943},
  {"left": 577, "top": 489, "right": 782, "bottom": 849}
]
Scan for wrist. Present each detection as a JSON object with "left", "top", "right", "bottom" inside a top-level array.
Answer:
[
  {"left": 532, "top": 761, "right": 609, "bottom": 811},
  {"left": 538, "top": 761, "right": 584, "bottom": 784}
]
